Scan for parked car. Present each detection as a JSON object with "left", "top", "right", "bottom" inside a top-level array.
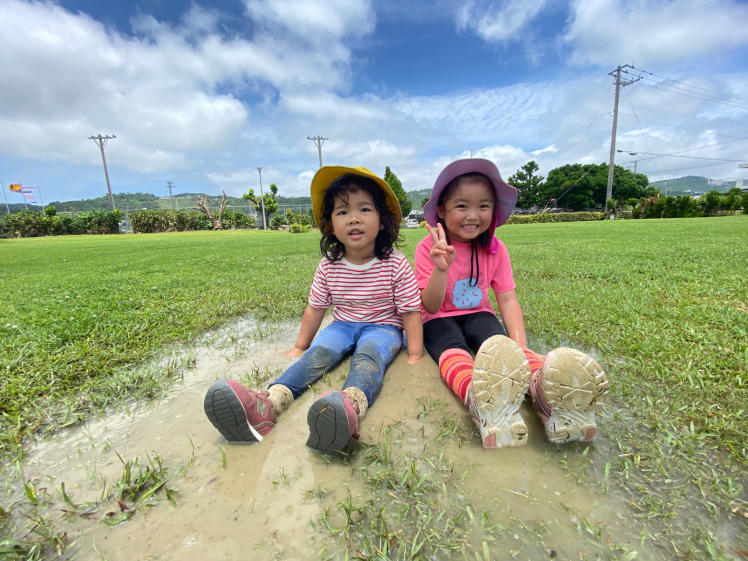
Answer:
[{"left": 406, "top": 218, "right": 419, "bottom": 228}]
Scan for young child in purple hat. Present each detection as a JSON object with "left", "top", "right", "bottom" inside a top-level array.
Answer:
[{"left": 415, "top": 158, "right": 609, "bottom": 448}]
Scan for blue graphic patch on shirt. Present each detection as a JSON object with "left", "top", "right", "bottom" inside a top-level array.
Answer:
[{"left": 451, "top": 278, "right": 483, "bottom": 309}]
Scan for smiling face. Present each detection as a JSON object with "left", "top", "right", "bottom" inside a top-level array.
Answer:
[
  {"left": 437, "top": 176, "right": 495, "bottom": 243},
  {"left": 330, "top": 188, "right": 383, "bottom": 263}
]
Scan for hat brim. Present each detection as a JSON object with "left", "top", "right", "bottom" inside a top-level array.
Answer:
[
  {"left": 423, "top": 158, "right": 517, "bottom": 230},
  {"left": 310, "top": 166, "right": 402, "bottom": 230}
]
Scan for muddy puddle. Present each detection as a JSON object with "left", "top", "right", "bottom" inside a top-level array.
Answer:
[{"left": 3, "top": 317, "right": 696, "bottom": 560}]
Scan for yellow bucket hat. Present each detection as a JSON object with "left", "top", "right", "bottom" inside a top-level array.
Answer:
[{"left": 310, "top": 165, "right": 403, "bottom": 230}]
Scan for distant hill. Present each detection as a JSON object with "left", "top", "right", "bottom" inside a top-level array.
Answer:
[
  {"left": 5, "top": 175, "right": 743, "bottom": 217},
  {"left": 22, "top": 192, "right": 316, "bottom": 214},
  {"left": 2, "top": 188, "right": 433, "bottom": 216},
  {"left": 4, "top": 176, "right": 742, "bottom": 218},
  {"left": 650, "top": 176, "right": 736, "bottom": 196}
]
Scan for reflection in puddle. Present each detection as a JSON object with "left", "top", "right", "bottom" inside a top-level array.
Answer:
[{"left": 6, "top": 316, "right": 671, "bottom": 560}]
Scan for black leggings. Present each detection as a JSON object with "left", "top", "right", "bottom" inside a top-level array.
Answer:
[{"left": 423, "top": 312, "right": 507, "bottom": 363}]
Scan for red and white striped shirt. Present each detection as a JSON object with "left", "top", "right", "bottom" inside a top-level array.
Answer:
[{"left": 308, "top": 250, "right": 421, "bottom": 329}]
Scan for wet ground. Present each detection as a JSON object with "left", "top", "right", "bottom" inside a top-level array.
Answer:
[{"left": 3, "top": 317, "right": 722, "bottom": 560}]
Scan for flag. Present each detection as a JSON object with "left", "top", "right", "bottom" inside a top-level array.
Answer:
[{"left": 9, "top": 183, "right": 21, "bottom": 192}]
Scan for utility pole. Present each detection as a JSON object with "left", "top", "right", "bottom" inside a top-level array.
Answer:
[
  {"left": 257, "top": 167, "right": 267, "bottom": 231},
  {"left": 1, "top": 181, "right": 10, "bottom": 214},
  {"left": 89, "top": 134, "right": 117, "bottom": 210},
  {"left": 306, "top": 135, "right": 328, "bottom": 168},
  {"left": 166, "top": 181, "right": 176, "bottom": 209},
  {"left": 606, "top": 65, "right": 641, "bottom": 208}
]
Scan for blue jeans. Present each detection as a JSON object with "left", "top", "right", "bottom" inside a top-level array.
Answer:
[{"left": 270, "top": 321, "right": 403, "bottom": 406}]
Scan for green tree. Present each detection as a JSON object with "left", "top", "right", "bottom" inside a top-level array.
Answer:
[
  {"left": 542, "top": 163, "right": 654, "bottom": 211},
  {"left": 508, "top": 160, "right": 544, "bottom": 208},
  {"left": 702, "top": 191, "right": 722, "bottom": 217},
  {"left": 724, "top": 187, "right": 742, "bottom": 214},
  {"left": 383, "top": 166, "right": 411, "bottom": 218},
  {"left": 542, "top": 164, "right": 601, "bottom": 210},
  {"left": 243, "top": 184, "right": 280, "bottom": 228}
]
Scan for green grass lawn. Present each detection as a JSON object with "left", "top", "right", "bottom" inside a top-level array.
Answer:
[{"left": 1, "top": 216, "right": 746, "bottom": 558}]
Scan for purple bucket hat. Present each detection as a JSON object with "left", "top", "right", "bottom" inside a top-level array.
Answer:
[{"left": 423, "top": 158, "right": 517, "bottom": 231}]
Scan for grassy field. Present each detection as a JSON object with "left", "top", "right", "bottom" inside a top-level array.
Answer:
[{"left": 1, "top": 216, "right": 746, "bottom": 559}]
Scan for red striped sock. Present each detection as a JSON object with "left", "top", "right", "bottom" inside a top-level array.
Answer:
[
  {"left": 523, "top": 348, "right": 544, "bottom": 376},
  {"left": 524, "top": 348, "right": 551, "bottom": 417},
  {"left": 438, "top": 348, "right": 474, "bottom": 403}
]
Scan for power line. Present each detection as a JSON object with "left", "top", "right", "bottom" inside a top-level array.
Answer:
[
  {"left": 617, "top": 149, "right": 744, "bottom": 163},
  {"left": 631, "top": 66, "right": 748, "bottom": 110},
  {"left": 631, "top": 160, "right": 737, "bottom": 175}
]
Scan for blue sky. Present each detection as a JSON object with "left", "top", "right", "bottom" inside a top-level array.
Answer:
[{"left": 1, "top": 0, "right": 747, "bottom": 206}]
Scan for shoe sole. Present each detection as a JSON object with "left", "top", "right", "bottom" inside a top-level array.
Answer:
[
  {"left": 306, "top": 393, "right": 351, "bottom": 454},
  {"left": 203, "top": 380, "right": 263, "bottom": 443},
  {"left": 541, "top": 348, "right": 609, "bottom": 444},
  {"left": 472, "top": 335, "right": 531, "bottom": 448}
]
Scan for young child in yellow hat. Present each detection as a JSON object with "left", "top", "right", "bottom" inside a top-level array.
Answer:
[{"left": 204, "top": 166, "right": 422, "bottom": 454}]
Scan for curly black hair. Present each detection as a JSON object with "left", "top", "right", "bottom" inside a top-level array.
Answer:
[
  {"left": 436, "top": 172, "right": 495, "bottom": 249},
  {"left": 319, "top": 173, "right": 401, "bottom": 261}
]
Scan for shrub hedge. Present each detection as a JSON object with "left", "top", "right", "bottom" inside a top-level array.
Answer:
[
  {"left": 0, "top": 209, "right": 122, "bottom": 238},
  {"left": 506, "top": 211, "right": 605, "bottom": 224},
  {"left": 128, "top": 209, "right": 254, "bottom": 233}
]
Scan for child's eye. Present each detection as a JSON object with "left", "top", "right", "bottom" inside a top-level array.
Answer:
[{"left": 336, "top": 210, "right": 347, "bottom": 216}]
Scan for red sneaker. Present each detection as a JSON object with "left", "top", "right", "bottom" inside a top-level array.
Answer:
[
  {"left": 306, "top": 391, "right": 360, "bottom": 454},
  {"left": 204, "top": 379, "right": 276, "bottom": 442}
]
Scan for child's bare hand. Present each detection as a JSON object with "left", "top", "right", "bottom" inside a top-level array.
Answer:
[
  {"left": 407, "top": 352, "right": 422, "bottom": 365},
  {"left": 426, "top": 223, "right": 455, "bottom": 271},
  {"left": 284, "top": 347, "right": 305, "bottom": 358}
]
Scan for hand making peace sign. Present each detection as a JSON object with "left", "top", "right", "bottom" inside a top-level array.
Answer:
[{"left": 425, "top": 223, "right": 456, "bottom": 272}]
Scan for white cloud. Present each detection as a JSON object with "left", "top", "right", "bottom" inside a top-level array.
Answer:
[
  {"left": 244, "top": 0, "right": 375, "bottom": 44},
  {"left": 564, "top": 0, "right": 748, "bottom": 67},
  {"left": 0, "top": 0, "right": 745, "bottom": 203},
  {"left": 0, "top": 0, "right": 372, "bottom": 179},
  {"left": 456, "top": 0, "right": 548, "bottom": 42},
  {"left": 393, "top": 81, "right": 560, "bottom": 148}
]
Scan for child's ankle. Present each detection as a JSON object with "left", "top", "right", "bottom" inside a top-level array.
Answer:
[
  {"left": 267, "top": 384, "right": 294, "bottom": 415},
  {"left": 342, "top": 387, "right": 368, "bottom": 419}
]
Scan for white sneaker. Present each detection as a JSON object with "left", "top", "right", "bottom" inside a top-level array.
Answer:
[
  {"left": 531, "top": 348, "right": 609, "bottom": 444},
  {"left": 469, "top": 335, "right": 531, "bottom": 448}
]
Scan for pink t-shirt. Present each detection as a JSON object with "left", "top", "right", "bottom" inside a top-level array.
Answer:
[{"left": 414, "top": 235, "right": 516, "bottom": 324}]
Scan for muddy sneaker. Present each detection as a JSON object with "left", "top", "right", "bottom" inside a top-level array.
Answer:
[
  {"left": 306, "top": 391, "right": 360, "bottom": 455},
  {"left": 470, "top": 335, "right": 531, "bottom": 448},
  {"left": 203, "top": 379, "right": 275, "bottom": 443},
  {"left": 531, "top": 348, "right": 609, "bottom": 444}
]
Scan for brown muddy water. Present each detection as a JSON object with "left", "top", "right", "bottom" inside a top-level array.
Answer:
[{"left": 2, "top": 317, "right": 709, "bottom": 560}]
